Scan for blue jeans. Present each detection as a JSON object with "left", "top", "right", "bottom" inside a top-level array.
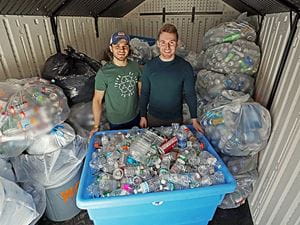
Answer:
[{"left": 109, "top": 115, "right": 140, "bottom": 130}]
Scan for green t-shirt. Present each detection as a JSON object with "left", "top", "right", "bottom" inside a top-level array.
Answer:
[{"left": 95, "top": 60, "right": 141, "bottom": 124}]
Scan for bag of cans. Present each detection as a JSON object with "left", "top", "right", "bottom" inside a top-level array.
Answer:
[
  {"left": 196, "top": 69, "right": 254, "bottom": 101},
  {"left": 0, "top": 78, "right": 70, "bottom": 157},
  {"left": 203, "top": 40, "right": 261, "bottom": 76},
  {"left": 200, "top": 102, "right": 271, "bottom": 156},
  {"left": 203, "top": 20, "right": 256, "bottom": 50}
]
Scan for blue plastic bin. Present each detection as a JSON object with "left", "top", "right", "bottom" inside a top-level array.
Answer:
[
  {"left": 129, "top": 35, "right": 156, "bottom": 46},
  {"left": 76, "top": 127, "right": 236, "bottom": 225}
]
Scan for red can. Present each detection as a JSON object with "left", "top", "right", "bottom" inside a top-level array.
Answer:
[{"left": 159, "top": 137, "right": 178, "bottom": 154}]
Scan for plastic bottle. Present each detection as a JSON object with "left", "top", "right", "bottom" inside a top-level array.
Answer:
[
  {"left": 176, "top": 128, "right": 187, "bottom": 149},
  {"left": 159, "top": 155, "right": 171, "bottom": 175},
  {"left": 211, "top": 171, "right": 225, "bottom": 184},
  {"left": 161, "top": 173, "right": 190, "bottom": 187},
  {"left": 123, "top": 166, "right": 140, "bottom": 177},
  {"left": 99, "top": 179, "right": 119, "bottom": 193},
  {"left": 134, "top": 178, "right": 162, "bottom": 193}
]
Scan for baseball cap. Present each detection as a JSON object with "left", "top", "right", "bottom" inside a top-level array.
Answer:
[{"left": 110, "top": 31, "right": 130, "bottom": 45}]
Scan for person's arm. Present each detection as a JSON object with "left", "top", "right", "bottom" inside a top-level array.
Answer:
[
  {"left": 138, "top": 81, "right": 142, "bottom": 96},
  {"left": 139, "top": 64, "right": 150, "bottom": 128},
  {"left": 183, "top": 64, "right": 204, "bottom": 133},
  {"left": 89, "top": 90, "right": 105, "bottom": 138}
]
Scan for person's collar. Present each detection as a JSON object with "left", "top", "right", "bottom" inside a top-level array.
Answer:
[
  {"left": 159, "top": 55, "right": 176, "bottom": 62},
  {"left": 113, "top": 58, "right": 128, "bottom": 67}
]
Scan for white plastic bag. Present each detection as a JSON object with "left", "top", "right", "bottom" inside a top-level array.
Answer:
[
  {"left": 0, "top": 177, "right": 39, "bottom": 225},
  {"left": 27, "top": 123, "right": 76, "bottom": 155},
  {"left": 11, "top": 136, "right": 87, "bottom": 187},
  {"left": 0, "top": 157, "right": 15, "bottom": 182}
]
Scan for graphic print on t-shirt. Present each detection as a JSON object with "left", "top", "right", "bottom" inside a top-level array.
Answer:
[{"left": 114, "top": 72, "right": 138, "bottom": 97}]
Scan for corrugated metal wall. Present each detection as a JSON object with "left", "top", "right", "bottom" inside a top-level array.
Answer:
[
  {"left": 250, "top": 12, "right": 300, "bottom": 225},
  {"left": 0, "top": 0, "right": 239, "bottom": 81}
]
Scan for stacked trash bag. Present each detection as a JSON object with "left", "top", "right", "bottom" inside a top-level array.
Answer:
[
  {"left": 41, "top": 46, "right": 110, "bottom": 138},
  {"left": 195, "top": 14, "right": 272, "bottom": 209},
  {"left": 41, "top": 45, "right": 102, "bottom": 106},
  {"left": 0, "top": 77, "right": 88, "bottom": 224}
]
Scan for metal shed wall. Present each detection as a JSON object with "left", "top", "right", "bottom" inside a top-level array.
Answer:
[{"left": 250, "top": 12, "right": 300, "bottom": 225}]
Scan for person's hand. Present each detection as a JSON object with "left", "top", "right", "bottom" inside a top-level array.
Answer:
[
  {"left": 191, "top": 119, "right": 204, "bottom": 133},
  {"left": 139, "top": 117, "right": 148, "bottom": 128},
  {"left": 89, "top": 126, "right": 99, "bottom": 139}
]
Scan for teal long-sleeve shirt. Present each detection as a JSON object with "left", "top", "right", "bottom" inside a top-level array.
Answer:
[{"left": 140, "top": 55, "right": 197, "bottom": 120}]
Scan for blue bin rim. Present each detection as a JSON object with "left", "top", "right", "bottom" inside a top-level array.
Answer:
[{"left": 76, "top": 126, "right": 237, "bottom": 209}]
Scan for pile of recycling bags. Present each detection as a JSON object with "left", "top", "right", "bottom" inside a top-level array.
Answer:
[
  {"left": 0, "top": 77, "right": 88, "bottom": 224},
  {"left": 126, "top": 15, "right": 271, "bottom": 209},
  {"left": 195, "top": 15, "right": 271, "bottom": 209}
]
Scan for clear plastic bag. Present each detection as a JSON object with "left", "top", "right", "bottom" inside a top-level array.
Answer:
[
  {"left": 221, "top": 154, "right": 258, "bottom": 175},
  {"left": 0, "top": 158, "right": 15, "bottom": 182},
  {"left": 198, "top": 90, "right": 252, "bottom": 118},
  {"left": 20, "top": 182, "right": 46, "bottom": 225},
  {"left": 196, "top": 69, "right": 254, "bottom": 101},
  {"left": 129, "top": 38, "right": 152, "bottom": 65},
  {"left": 67, "top": 101, "right": 110, "bottom": 137},
  {"left": 0, "top": 79, "right": 70, "bottom": 157},
  {"left": 201, "top": 102, "right": 271, "bottom": 156},
  {"left": 203, "top": 20, "right": 256, "bottom": 50},
  {"left": 175, "top": 40, "right": 190, "bottom": 58},
  {"left": 11, "top": 136, "right": 87, "bottom": 187},
  {"left": 182, "top": 103, "right": 191, "bottom": 125},
  {"left": 27, "top": 123, "right": 76, "bottom": 155},
  {"left": 203, "top": 40, "right": 261, "bottom": 75},
  {"left": 219, "top": 169, "right": 258, "bottom": 209},
  {"left": 0, "top": 177, "right": 39, "bottom": 225},
  {"left": 184, "top": 51, "right": 204, "bottom": 72}
]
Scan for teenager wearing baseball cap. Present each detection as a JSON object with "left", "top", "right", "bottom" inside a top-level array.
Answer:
[{"left": 90, "top": 31, "right": 142, "bottom": 137}]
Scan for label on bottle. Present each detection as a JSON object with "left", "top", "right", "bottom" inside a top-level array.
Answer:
[
  {"left": 223, "top": 32, "right": 241, "bottom": 42},
  {"left": 211, "top": 117, "right": 224, "bottom": 126}
]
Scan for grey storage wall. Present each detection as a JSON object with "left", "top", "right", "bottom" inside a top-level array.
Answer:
[
  {"left": 0, "top": 0, "right": 239, "bottom": 81},
  {"left": 0, "top": 16, "right": 55, "bottom": 80},
  {"left": 254, "top": 13, "right": 292, "bottom": 107},
  {"left": 250, "top": 12, "right": 300, "bottom": 225}
]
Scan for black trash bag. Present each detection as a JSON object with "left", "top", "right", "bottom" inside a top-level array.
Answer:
[
  {"left": 42, "top": 46, "right": 101, "bottom": 105},
  {"left": 65, "top": 45, "right": 102, "bottom": 72},
  {"left": 54, "top": 60, "right": 96, "bottom": 105},
  {"left": 42, "top": 53, "right": 71, "bottom": 80}
]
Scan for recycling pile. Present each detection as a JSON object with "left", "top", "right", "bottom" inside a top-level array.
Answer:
[
  {"left": 0, "top": 77, "right": 70, "bottom": 157},
  {"left": 0, "top": 77, "right": 87, "bottom": 224},
  {"left": 88, "top": 125, "right": 225, "bottom": 197},
  {"left": 196, "top": 15, "right": 272, "bottom": 209}
]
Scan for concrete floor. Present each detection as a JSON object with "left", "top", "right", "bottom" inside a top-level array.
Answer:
[{"left": 37, "top": 200, "right": 253, "bottom": 225}]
